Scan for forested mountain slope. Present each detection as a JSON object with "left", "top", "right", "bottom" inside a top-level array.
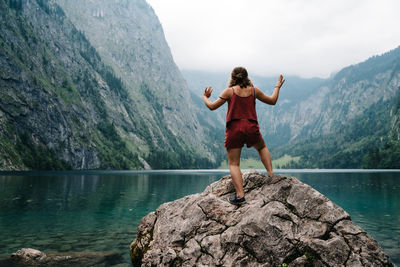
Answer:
[{"left": 274, "top": 46, "right": 400, "bottom": 168}]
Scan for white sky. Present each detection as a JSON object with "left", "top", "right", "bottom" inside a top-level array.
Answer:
[{"left": 146, "top": 0, "right": 400, "bottom": 78}]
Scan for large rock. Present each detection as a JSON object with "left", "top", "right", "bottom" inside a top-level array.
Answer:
[
  {"left": 130, "top": 171, "right": 393, "bottom": 266},
  {"left": 0, "top": 248, "right": 123, "bottom": 267}
]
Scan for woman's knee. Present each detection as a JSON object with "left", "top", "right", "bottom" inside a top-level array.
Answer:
[
  {"left": 228, "top": 160, "right": 240, "bottom": 167},
  {"left": 227, "top": 148, "right": 241, "bottom": 166},
  {"left": 253, "top": 137, "right": 266, "bottom": 151}
]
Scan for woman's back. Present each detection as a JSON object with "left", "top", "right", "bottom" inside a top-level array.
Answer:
[
  {"left": 226, "top": 85, "right": 257, "bottom": 124},
  {"left": 231, "top": 85, "right": 254, "bottom": 98}
]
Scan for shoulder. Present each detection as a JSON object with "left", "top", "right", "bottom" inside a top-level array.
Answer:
[
  {"left": 254, "top": 87, "right": 262, "bottom": 95},
  {"left": 220, "top": 87, "right": 234, "bottom": 98}
]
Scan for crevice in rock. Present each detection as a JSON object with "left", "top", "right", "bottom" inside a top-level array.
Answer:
[
  {"left": 284, "top": 201, "right": 302, "bottom": 219},
  {"left": 318, "top": 228, "right": 331, "bottom": 241},
  {"left": 198, "top": 242, "right": 215, "bottom": 259},
  {"left": 302, "top": 247, "right": 326, "bottom": 266},
  {"left": 241, "top": 243, "right": 263, "bottom": 264},
  {"left": 218, "top": 244, "right": 229, "bottom": 263},
  {"left": 171, "top": 255, "right": 184, "bottom": 267},
  {"left": 196, "top": 202, "right": 229, "bottom": 227},
  {"left": 343, "top": 244, "right": 352, "bottom": 267},
  {"left": 130, "top": 215, "right": 158, "bottom": 266},
  {"left": 318, "top": 217, "right": 350, "bottom": 241},
  {"left": 270, "top": 175, "right": 287, "bottom": 185},
  {"left": 282, "top": 248, "right": 303, "bottom": 265},
  {"left": 273, "top": 213, "right": 295, "bottom": 223}
]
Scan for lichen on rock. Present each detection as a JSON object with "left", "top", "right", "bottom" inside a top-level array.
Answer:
[{"left": 130, "top": 171, "right": 394, "bottom": 266}]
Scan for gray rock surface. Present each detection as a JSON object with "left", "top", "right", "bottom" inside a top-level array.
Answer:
[
  {"left": 130, "top": 171, "right": 394, "bottom": 266},
  {"left": 0, "top": 248, "right": 123, "bottom": 267}
]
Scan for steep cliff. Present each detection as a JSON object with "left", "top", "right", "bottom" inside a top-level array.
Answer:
[
  {"left": 56, "top": 0, "right": 218, "bottom": 168},
  {"left": 0, "top": 0, "right": 217, "bottom": 170}
]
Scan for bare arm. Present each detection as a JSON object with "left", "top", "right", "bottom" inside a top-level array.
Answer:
[
  {"left": 202, "top": 86, "right": 231, "bottom": 110},
  {"left": 255, "top": 74, "right": 285, "bottom": 105}
]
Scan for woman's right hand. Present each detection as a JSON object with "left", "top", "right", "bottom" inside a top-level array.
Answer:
[
  {"left": 275, "top": 75, "right": 285, "bottom": 88},
  {"left": 203, "top": 86, "right": 213, "bottom": 98}
]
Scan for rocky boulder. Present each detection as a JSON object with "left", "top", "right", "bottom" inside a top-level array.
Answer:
[{"left": 130, "top": 171, "right": 393, "bottom": 266}]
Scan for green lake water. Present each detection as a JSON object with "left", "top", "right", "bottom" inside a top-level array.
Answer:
[{"left": 0, "top": 170, "right": 399, "bottom": 265}]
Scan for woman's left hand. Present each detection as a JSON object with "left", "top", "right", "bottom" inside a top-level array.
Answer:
[
  {"left": 276, "top": 75, "right": 285, "bottom": 88},
  {"left": 203, "top": 86, "right": 213, "bottom": 98}
]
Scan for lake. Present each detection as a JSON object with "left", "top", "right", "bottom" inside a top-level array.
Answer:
[{"left": 0, "top": 170, "right": 399, "bottom": 265}]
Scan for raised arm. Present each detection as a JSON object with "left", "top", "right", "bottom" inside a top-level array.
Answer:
[
  {"left": 203, "top": 86, "right": 231, "bottom": 110},
  {"left": 255, "top": 74, "right": 285, "bottom": 105}
]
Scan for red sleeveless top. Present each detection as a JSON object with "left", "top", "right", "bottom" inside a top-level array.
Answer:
[{"left": 226, "top": 87, "right": 258, "bottom": 125}]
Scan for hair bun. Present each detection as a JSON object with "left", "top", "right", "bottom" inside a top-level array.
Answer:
[{"left": 233, "top": 72, "right": 244, "bottom": 79}]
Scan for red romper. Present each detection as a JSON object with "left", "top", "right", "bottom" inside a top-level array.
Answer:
[{"left": 224, "top": 87, "right": 262, "bottom": 149}]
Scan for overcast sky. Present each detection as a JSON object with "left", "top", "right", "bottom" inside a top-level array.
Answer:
[{"left": 146, "top": 0, "right": 400, "bottom": 78}]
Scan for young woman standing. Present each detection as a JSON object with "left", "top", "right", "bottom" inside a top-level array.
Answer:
[{"left": 203, "top": 67, "right": 285, "bottom": 204}]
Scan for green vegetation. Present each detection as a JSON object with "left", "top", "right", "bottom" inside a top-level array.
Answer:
[
  {"left": 0, "top": 136, "right": 24, "bottom": 169},
  {"left": 16, "top": 132, "right": 72, "bottom": 170},
  {"left": 363, "top": 93, "right": 400, "bottom": 168},
  {"left": 219, "top": 158, "right": 262, "bottom": 169},
  {"left": 7, "top": 0, "right": 22, "bottom": 11},
  {"left": 363, "top": 141, "right": 400, "bottom": 168},
  {"left": 273, "top": 154, "right": 301, "bottom": 168},
  {"left": 140, "top": 83, "right": 220, "bottom": 169},
  {"left": 273, "top": 95, "right": 396, "bottom": 169},
  {"left": 146, "top": 137, "right": 217, "bottom": 169},
  {"left": 218, "top": 154, "right": 300, "bottom": 169},
  {"left": 96, "top": 121, "right": 143, "bottom": 169}
]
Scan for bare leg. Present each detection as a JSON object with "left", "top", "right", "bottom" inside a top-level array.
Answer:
[
  {"left": 253, "top": 137, "right": 274, "bottom": 177},
  {"left": 226, "top": 148, "right": 244, "bottom": 198}
]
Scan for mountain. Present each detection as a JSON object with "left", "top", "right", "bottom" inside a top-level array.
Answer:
[
  {"left": 55, "top": 0, "right": 224, "bottom": 168},
  {"left": 273, "top": 46, "right": 400, "bottom": 168},
  {"left": 0, "top": 0, "right": 218, "bottom": 170}
]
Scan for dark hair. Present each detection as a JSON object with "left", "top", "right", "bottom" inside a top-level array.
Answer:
[{"left": 229, "top": 67, "right": 253, "bottom": 88}]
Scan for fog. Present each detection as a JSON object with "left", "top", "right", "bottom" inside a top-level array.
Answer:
[{"left": 147, "top": 0, "right": 400, "bottom": 78}]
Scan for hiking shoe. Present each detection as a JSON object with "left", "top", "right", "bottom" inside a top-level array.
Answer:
[{"left": 228, "top": 195, "right": 246, "bottom": 205}]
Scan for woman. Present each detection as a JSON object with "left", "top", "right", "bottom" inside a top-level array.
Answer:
[{"left": 203, "top": 67, "right": 285, "bottom": 205}]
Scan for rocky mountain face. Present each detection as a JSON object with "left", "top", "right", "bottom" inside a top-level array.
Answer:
[
  {"left": 130, "top": 171, "right": 393, "bottom": 266},
  {"left": 0, "top": 0, "right": 217, "bottom": 170},
  {"left": 56, "top": 0, "right": 208, "bottom": 155}
]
